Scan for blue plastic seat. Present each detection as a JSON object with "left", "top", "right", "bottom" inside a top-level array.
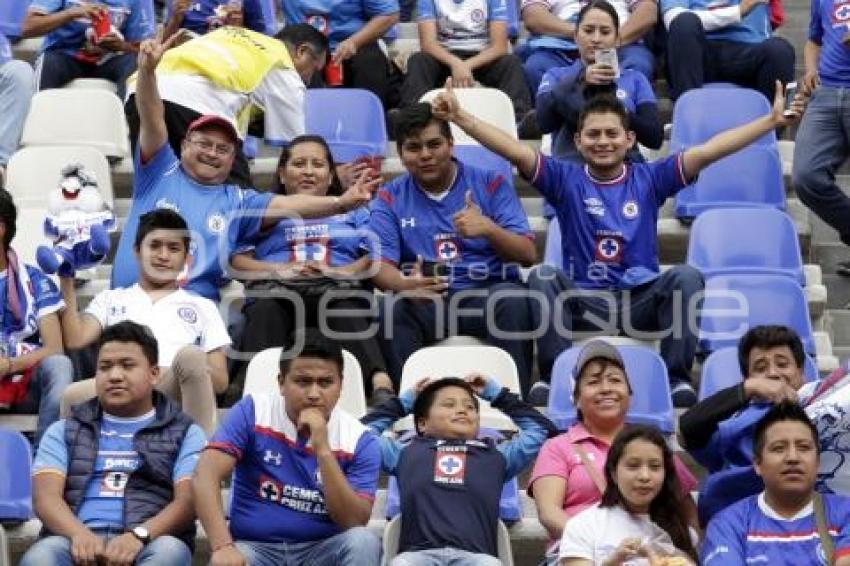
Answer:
[
  {"left": 543, "top": 217, "right": 562, "bottom": 268},
  {"left": 670, "top": 87, "right": 774, "bottom": 151},
  {"left": 698, "top": 274, "right": 815, "bottom": 356},
  {"left": 257, "top": 0, "right": 278, "bottom": 35},
  {"left": 0, "top": 1, "right": 28, "bottom": 37},
  {"left": 674, "top": 146, "right": 785, "bottom": 218},
  {"left": 0, "top": 428, "right": 32, "bottom": 521},
  {"left": 384, "top": 428, "right": 521, "bottom": 522},
  {"left": 304, "top": 88, "right": 387, "bottom": 163},
  {"left": 547, "top": 345, "right": 675, "bottom": 433},
  {"left": 687, "top": 208, "right": 804, "bottom": 285},
  {"left": 453, "top": 145, "right": 512, "bottom": 182},
  {"left": 698, "top": 346, "right": 818, "bottom": 401}
]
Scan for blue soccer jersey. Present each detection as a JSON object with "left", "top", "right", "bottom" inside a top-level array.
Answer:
[
  {"left": 282, "top": 0, "right": 399, "bottom": 49},
  {"left": 208, "top": 393, "right": 381, "bottom": 543},
  {"left": 0, "top": 36, "right": 11, "bottom": 65},
  {"left": 809, "top": 0, "right": 850, "bottom": 87},
  {"left": 417, "top": 0, "right": 508, "bottom": 51},
  {"left": 530, "top": 153, "right": 689, "bottom": 290},
  {"left": 247, "top": 208, "right": 372, "bottom": 266},
  {"left": 110, "top": 144, "right": 273, "bottom": 301},
  {"left": 369, "top": 161, "right": 533, "bottom": 290},
  {"left": 30, "top": 0, "right": 155, "bottom": 58},
  {"left": 660, "top": 0, "right": 771, "bottom": 43},
  {"left": 702, "top": 493, "right": 850, "bottom": 564},
  {"left": 172, "top": 0, "right": 268, "bottom": 35}
]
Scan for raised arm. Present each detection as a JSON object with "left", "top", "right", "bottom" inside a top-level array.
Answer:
[
  {"left": 58, "top": 277, "right": 103, "bottom": 350},
  {"left": 681, "top": 81, "right": 804, "bottom": 181},
  {"left": 135, "top": 28, "right": 181, "bottom": 162},
  {"left": 432, "top": 78, "right": 538, "bottom": 178}
]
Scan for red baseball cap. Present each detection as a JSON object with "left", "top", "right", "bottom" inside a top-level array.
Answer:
[{"left": 187, "top": 115, "right": 240, "bottom": 145}]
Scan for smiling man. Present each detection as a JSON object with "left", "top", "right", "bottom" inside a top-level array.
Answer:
[
  {"left": 58, "top": 209, "right": 230, "bottom": 436},
  {"left": 429, "top": 77, "right": 805, "bottom": 408},
  {"left": 702, "top": 402, "right": 850, "bottom": 565},
  {"left": 113, "top": 27, "right": 376, "bottom": 302},
  {"left": 193, "top": 328, "right": 381, "bottom": 566},
  {"left": 20, "top": 321, "right": 205, "bottom": 566}
]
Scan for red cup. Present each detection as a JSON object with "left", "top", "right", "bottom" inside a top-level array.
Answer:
[
  {"left": 324, "top": 60, "right": 343, "bottom": 87},
  {"left": 91, "top": 10, "right": 111, "bottom": 41}
]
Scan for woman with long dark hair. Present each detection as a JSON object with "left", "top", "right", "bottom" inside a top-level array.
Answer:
[
  {"left": 559, "top": 424, "right": 698, "bottom": 565},
  {"left": 231, "top": 135, "right": 394, "bottom": 402}
]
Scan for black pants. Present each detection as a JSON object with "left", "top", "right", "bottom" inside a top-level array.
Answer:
[
  {"left": 239, "top": 293, "right": 388, "bottom": 393},
  {"left": 319, "top": 42, "right": 401, "bottom": 110},
  {"left": 666, "top": 12, "right": 794, "bottom": 101},
  {"left": 400, "top": 51, "right": 532, "bottom": 120},
  {"left": 36, "top": 50, "right": 137, "bottom": 99},
  {"left": 125, "top": 95, "right": 253, "bottom": 188}
]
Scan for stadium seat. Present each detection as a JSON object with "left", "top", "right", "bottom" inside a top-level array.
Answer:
[
  {"left": 6, "top": 146, "right": 115, "bottom": 207},
  {"left": 304, "top": 88, "right": 387, "bottom": 163},
  {"left": 698, "top": 346, "right": 819, "bottom": 400},
  {"left": 398, "top": 345, "right": 522, "bottom": 431},
  {"left": 242, "top": 347, "right": 367, "bottom": 419},
  {"left": 382, "top": 516, "right": 515, "bottom": 566},
  {"left": 698, "top": 274, "right": 816, "bottom": 356},
  {"left": 543, "top": 217, "right": 562, "bottom": 267},
  {"left": 670, "top": 87, "right": 774, "bottom": 151},
  {"left": 66, "top": 78, "right": 118, "bottom": 94},
  {"left": 547, "top": 345, "right": 675, "bottom": 433},
  {"left": 0, "top": 428, "right": 32, "bottom": 522},
  {"left": 452, "top": 144, "right": 513, "bottom": 181},
  {"left": 21, "top": 89, "right": 130, "bottom": 161},
  {"left": 0, "top": 0, "right": 28, "bottom": 37},
  {"left": 420, "top": 87, "right": 518, "bottom": 143},
  {"left": 674, "top": 147, "right": 785, "bottom": 218},
  {"left": 687, "top": 208, "right": 804, "bottom": 285},
  {"left": 383, "top": 429, "right": 522, "bottom": 522}
]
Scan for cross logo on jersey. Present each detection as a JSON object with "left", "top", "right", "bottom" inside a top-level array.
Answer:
[
  {"left": 595, "top": 235, "right": 624, "bottom": 263},
  {"left": 259, "top": 478, "right": 282, "bottom": 503},
  {"left": 833, "top": 1, "right": 850, "bottom": 23},
  {"left": 433, "top": 453, "right": 466, "bottom": 485},
  {"left": 291, "top": 237, "right": 329, "bottom": 263},
  {"left": 434, "top": 235, "right": 461, "bottom": 262},
  {"left": 101, "top": 471, "right": 129, "bottom": 494}
]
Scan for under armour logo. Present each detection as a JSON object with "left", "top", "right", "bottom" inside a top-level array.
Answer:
[
  {"left": 400, "top": 217, "right": 416, "bottom": 228},
  {"left": 264, "top": 450, "right": 282, "bottom": 465}
]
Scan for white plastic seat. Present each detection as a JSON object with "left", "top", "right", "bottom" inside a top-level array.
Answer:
[
  {"left": 242, "top": 347, "right": 367, "bottom": 419},
  {"left": 6, "top": 146, "right": 114, "bottom": 207},
  {"left": 398, "top": 345, "right": 521, "bottom": 431},
  {"left": 419, "top": 87, "right": 517, "bottom": 143},
  {"left": 66, "top": 78, "right": 118, "bottom": 94},
  {"left": 21, "top": 89, "right": 130, "bottom": 160},
  {"left": 382, "top": 516, "right": 514, "bottom": 566}
]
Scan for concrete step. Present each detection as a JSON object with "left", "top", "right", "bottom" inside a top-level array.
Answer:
[
  {"left": 828, "top": 309, "right": 850, "bottom": 346},
  {"left": 823, "top": 274, "right": 850, "bottom": 309}
]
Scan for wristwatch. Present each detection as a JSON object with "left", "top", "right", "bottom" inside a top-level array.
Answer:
[{"left": 131, "top": 526, "right": 151, "bottom": 544}]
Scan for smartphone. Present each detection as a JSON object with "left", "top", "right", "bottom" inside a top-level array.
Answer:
[
  {"left": 783, "top": 82, "right": 798, "bottom": 118},
  {"left": 595, "top": 48, "right": 620, "bottom": 79}
]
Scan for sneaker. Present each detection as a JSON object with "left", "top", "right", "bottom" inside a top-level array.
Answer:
[
  {"left": 527, "top": 381, "right": 551, "bottom": 406},
  {"left": 836, "top": 261, "right": 850, "bottom": 277},
  {"left": 671, "top": 381, "right": 697, "bottom": 408},
  {"left": 369, "top": 387, "right": 395, "bottom": 408}
]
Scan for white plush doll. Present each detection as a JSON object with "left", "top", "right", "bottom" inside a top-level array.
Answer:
[{"left": 36, "top": 164, "right": 116, "bottom": 277}]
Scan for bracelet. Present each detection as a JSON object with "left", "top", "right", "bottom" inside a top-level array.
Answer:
[{"left": 212, "top": 541, "right": 235, "bottom": 553}]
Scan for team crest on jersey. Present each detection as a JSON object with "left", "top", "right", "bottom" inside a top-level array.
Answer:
[
  {"left": 291, "top": 237, "right": 329, "bottom": 262},
  {"left": 470, "top": 8, "right": 485, "bottom": 22},
  {"left": 595, "top": 234, "right": 624, "bottom": 262},
  {"left": 434, "top": 234, "right": 461, "bottom": 261},
  {"left": 101, "top": 471, "right": 129, "bottom": 495},
  {"left": 833, "top": 0, "right": 850, "bottom": 24},
  {"left": 616, "top": 88, "right": 627, "bottom": 100},
  {"left": 434, "top": 452, "right": 467, "bottom": 485},
  {"left": 306, "top": 14, "right": 329, "bottom": 34},
  {"left": 207, "top": 213, "right": 226, "bottom": 234},
  {"left": 622, "top": 200, "right": 639, "bottom": 219},
  {"left": 178, "top": 307, "right": 198, "bottom": 324}
]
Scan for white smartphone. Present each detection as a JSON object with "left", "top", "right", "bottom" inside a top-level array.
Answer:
[
  {"left": 595, "top": 48, "right": 620, "bottom": 79},
  {"left": 783, "top": 81, "right": 798, "bottom": 117}
]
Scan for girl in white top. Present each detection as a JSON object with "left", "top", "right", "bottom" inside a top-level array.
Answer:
[{"left": 559, "top": 425, "right": 698, "bottom": 565}]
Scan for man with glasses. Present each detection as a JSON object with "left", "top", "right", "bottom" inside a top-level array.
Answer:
[
  {"left": 125, "top": 23, "right": 329, "bottom": 187},
  {"left": 112, "top": 26, "right": 378, "bottom": 303}
]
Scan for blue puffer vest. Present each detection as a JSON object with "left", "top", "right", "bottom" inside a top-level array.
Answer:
[{"left": 44, "top": 391, "right": 196, "bottom": 549}]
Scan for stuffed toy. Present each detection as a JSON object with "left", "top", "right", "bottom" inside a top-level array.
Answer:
[{"left": 36, "top": 164, "right": 116, "bottom": 278}]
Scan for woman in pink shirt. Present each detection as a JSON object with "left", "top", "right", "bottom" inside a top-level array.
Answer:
[{"left": 529, "top": 340, "right": 699, "bottom": 560}]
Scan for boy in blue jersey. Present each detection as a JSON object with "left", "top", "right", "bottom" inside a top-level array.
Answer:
[
  {"left": 22, "top": 0, "right": 155, "bottom": 98},
  {"left": 792, "top": 0, "right": 850, "bottom": 276},
  {"left": 193, "top": 328, "right": 382, "bottom": 566},
  {"left": 702, "top": 402, "right": 850, "bottom": 565},
  {"left": 370, "top": 103, "right": 538, "bottom": 395},
  {"left": 113, "top": 27, "right": 375, "bottom": 302},
  {"left": 660, "top": 0, "right": 794, "bottom": 100},
  {"left": 362, "top": 374, "right": 557, "bottom": 564},
  {"left": 430, "top": 77, "right": 805, "bottom": 407},
  {"left": 20, "top": 321, "right": 206, "bottom": 566}
]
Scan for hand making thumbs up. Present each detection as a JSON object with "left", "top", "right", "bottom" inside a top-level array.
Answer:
[{"left": 453, "top": 189, "right": 493, "bottom": 238}]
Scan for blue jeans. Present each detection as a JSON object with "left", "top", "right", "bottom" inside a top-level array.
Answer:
[
  {"left": 391, "top": 548, "right": 502, "bottom": 565},
  {"left": 19, "top": 532, "right": 192, "bottom": 566},
  {"left": 527, "top": 264, "right": 703, "bottom": 383},
  {"left": 235, "top": 526, "right": 381, "bottom": 566},
  {"left": 0, "top": 60, "right": 33, "bottom": 166},
  {"left": 26, "top": 354, "right": 74, "bottom": 446},
  {"left": 792, "top": 85, "right": 850, "bottom": 245}
]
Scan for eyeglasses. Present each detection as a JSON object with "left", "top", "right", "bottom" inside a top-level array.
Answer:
[{"left": 188, "top": 137, "right": 235, "bottom": 156}]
